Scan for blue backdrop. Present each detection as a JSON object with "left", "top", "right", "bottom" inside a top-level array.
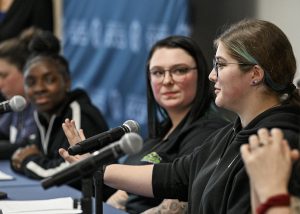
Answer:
[{"left": 63, "top": 0, "right": 190, "bottom": 136}]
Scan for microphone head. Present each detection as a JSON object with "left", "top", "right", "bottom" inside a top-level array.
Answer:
[
  {"left": 9, "top": 95, "right": 27, "bottom": 112},
  {"left": 120, "top": 133, "right": 143, "bottom": 155},
  {"left": 123, "top": 120, "right": 140, "bottom": 134}
]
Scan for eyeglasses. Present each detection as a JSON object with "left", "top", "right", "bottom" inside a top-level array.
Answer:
[
  {"left": 149, "top": 66, "right": 197, "bottom": 84},
  {"left": 213, "top": 59, "right": 255, "bottom": 77}
]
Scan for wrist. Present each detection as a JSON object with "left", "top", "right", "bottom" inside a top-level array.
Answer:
[
  {"left": 256, "top": 193, "right": 290, "bottom": 214},
  {"left": 259, "top": 188, "right": 288, "bottom": 203}
]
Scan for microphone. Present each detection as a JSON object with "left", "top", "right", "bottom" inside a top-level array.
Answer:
[
  {"left": 68, "top": 120, "right": 140, "bottom": 155},
  {"left": 0, "top": 95, "right": 26, "bottom": 114},
  {"left": 41, "top": 132, "right": 143, "bottom": 189}
]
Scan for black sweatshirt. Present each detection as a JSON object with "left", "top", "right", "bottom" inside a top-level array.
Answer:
[{"left": 153, "top": 104, "right": 300, "bottom": 214}]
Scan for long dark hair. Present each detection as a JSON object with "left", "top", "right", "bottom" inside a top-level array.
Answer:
[{"left": 146, "top": 35, "right": 212, "bottom": 138}]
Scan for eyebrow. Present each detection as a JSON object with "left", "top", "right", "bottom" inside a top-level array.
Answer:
[
  {"left": 215, "top": 56, "right": 227, "bottom": 61},
  {"left": 150, "top": 63, "right": 190, "bottom": 69}
]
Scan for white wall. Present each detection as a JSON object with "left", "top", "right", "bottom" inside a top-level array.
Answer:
[{"left": 255, "top": 0, "right": 300, "bottom": 85}]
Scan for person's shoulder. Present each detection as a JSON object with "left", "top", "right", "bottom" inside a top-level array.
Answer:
[
  {"left": 67, "top": 89, "right": 101, "bottom": 110},
  {"left": 66, "top": 89, "right": 105, "bottom": 118},
  {"left": 191, "top": 115, "right": 231, "bottom": 131},
  {"left": 69, "top": 89, "right": 109, "bottom": 129},
  {"left": 192, "top": 102, "right": 234, "bottom": 130},
  {"left": 68, "top": 88, "right": 90, "bottom": 102},
  {"left": 256, "top": 104, "right": 300, "bottom": 134},
  {"left": 177, "top": 116, "right": 232, "bottom": 154}
]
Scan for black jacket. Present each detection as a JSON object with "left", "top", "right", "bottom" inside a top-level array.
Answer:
[
  {"left": 153, "top": 104, "right": 300, "bottom": 214},
  {"left": 14, "top": 89, "right": 108, "bottom": 179}
]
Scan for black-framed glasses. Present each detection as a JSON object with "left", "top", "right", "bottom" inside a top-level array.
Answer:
[
  {"left": 149, "top": 66, "right": 197, "bottom": 84},
  {"left": 212, "top": 59, "right": 255, "bottom": 77}
]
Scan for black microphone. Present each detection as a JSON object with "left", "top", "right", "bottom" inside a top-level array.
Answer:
[
  {"left": 68, "top": 120, "right": 140, "bottom": 155},
  {"left": 0, "top": 95, "right": 26, "bottom": 114},
  {"left": 41, "top": 132, "right": 143, "bottom": 189}
]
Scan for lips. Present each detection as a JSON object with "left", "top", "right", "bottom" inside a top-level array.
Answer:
[
  {"left": 214, "top": 87, "right": 221, "bottom": 94},
  {"left": 33, "top": 96, "right": 50, "bottom": 105},
  {"left": 162, "top": 91, "right": 178, "bottom": 96}
]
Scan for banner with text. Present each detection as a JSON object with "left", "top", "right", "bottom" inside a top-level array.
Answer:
[{"left": 63, "top": 0, "right": 190, "bottom": 136}]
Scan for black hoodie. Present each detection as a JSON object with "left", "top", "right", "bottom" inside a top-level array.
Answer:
[{"left": 153, "top": 104, "right": 300, "bottom": 214}]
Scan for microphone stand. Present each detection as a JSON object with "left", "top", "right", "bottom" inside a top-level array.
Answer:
[
  {"left": 81, "top": 177, "right": 93, "bottom": 214},
  {"left": 80, "top": 168, "right": 104, "bottom": 214},
  {"left": 41, "top": 133, "right": 144, "bottom": 213},
  {"left": 93, "top": 169, "right": 104, "bottom": 214}
]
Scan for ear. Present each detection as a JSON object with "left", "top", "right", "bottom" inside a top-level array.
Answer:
[{"left": 250, "top": 65, "right": 264, "bottom": 86}]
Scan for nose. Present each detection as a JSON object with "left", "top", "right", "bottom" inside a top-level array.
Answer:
[
  {"left": 162, "top": 71, "right": 174, "bottom": 84},
  {"left": 208, "top": 69, "right": 217, "bottom": 82},
  {"left": 31, "top": 79, "right": 46, "bottom": 93}
]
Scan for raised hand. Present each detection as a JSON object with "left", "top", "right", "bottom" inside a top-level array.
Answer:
[
  {"left": 62, "top": 118, "right": 86, "bottom": 146},
  {"left": 241, "top": 128, "right": 299, "bottom": 203},
  {"left": 59, "top": 118, "right": 90, "bottom": 164}
]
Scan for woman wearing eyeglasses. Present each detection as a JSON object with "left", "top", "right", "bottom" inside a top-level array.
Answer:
[
  {"left": 60, "top": 35, "right": 228, "bottom": 213},
  {"left": 61, "top": 19, "right": 300, "bottom": 214}
]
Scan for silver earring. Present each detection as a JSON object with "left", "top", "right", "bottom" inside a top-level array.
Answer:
[{"left": 252, "top": 80, "right": 258, "bottom": 85}]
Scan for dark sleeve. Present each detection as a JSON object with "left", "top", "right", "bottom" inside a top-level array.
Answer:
[
  {"left": 152, "top": 135, "right": 216, "bottom": 200},
  {"left": 29, "top": 0, "right": 53, "bottom": 31},
  {"left": 152, "top": 156, "right": 191, "bottom": 201},
  {"left": 0, "top": 141, "right": 18, "bottom": 159}
]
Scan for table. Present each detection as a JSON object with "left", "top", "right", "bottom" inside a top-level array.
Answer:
[
  {"left": 0, "top": 161, "right": 127, "bottom": 213},
  {"left": 0, "top": 160, "right": 39, "bottom": 187}
]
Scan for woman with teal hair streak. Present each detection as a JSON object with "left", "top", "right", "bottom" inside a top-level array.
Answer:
[{"left": 60, "top": 19, "right": 300, "bottom": 214}]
